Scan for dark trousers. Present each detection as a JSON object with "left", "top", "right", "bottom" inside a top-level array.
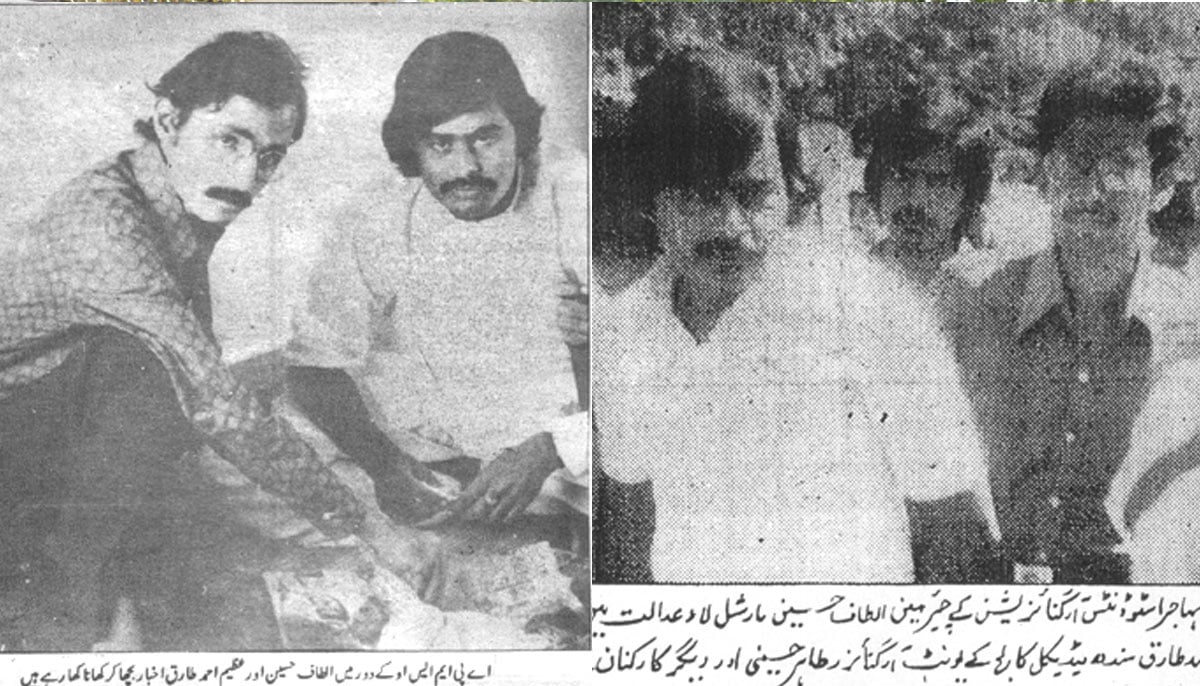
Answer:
[
  {"left": 1000, "top": 553, "right": 1132, "bottom": 585},
  {"left": 0, "top": 329, "right": 198, "bottom": 646}
]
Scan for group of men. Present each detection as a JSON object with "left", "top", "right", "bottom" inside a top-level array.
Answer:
[
  {"left": 595, "top": 44, "right": 1200, "bottom": 586},
  {"left": 0, "top": 29, "right": 587, "bottom": 650}
]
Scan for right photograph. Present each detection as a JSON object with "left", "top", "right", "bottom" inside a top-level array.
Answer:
[{"left": 592, "top": 3, "right": 1200, "bottom": 586}]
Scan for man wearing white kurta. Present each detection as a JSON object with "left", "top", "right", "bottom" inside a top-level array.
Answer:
[
  {"left": 287, "top": 32, "right": 588, "bottom": 525},
  {"left": 594, "top": 47, "right": 996, "bottom": 583}
]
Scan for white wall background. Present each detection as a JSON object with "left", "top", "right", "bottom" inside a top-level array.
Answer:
[{"left": 0, "top": 4, "right": 589, "bottom": 360}]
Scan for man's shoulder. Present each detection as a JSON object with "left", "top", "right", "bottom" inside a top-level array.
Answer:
[
  {"left": 328, "top": 170, "right": 422, "bottom": 256},
  {"left": 935, "top": 249, "right": 1035, "bottom": 315},
  {"left": 597, "top": 266, "right": 671, "bottom": 333},
  {"left": 536, "top": 143, "right": 587, "bottom": 186},
  {"left": 30, "top": 150, "right": 155, "bottom": 247}
]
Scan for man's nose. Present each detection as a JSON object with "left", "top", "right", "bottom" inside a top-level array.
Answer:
[
  {"left": 448, "top": 142, "right": 483, "bottom": 176},
  {"left": 1096, "top": 170, "right": 1129, "bottom": 194},
  {"left": 230, "top": 153, "right": 261, "bottom": 192},
  {"left": 721, "top": 201, "right": 764, "bottom": 252}
]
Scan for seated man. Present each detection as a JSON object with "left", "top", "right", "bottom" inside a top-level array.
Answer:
[
  {"left": 286, "top": 32, "right": 588, "bottom": 533},
  {"left": 0, "top": 32, "right": 382, "bottom": 650},
  {"left": 936, "top": 59, "right": 1200, "bottom": 584},
  {"left": 859, "top": 96, "right": 995, "bottom": 287},
  {"left": 595, "top": 46, "right": 998, "bottom": 583}
]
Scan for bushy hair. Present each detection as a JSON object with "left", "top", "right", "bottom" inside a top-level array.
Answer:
[
  {"left": 135, "top": 31, "right": 307, "bottom": 141},
  {"left": 857, "top": 97, "right": 994, "bottom": 248},
  {"left": 381, "top": 32, "right": 544, "bottom": 178},
  {"left": 625, "top": 46, "right": 782, "bottom": 203},
  {"left": 1034, "top": 59, "right": 1162, "bottom": 157}
]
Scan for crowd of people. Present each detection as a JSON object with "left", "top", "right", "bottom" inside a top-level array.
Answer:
[{"left": 593, "top": 6, "right": 1200, "bottom": 586}]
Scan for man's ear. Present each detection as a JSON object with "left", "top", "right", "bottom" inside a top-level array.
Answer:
[{"left": 153, "top": 98, "right": 182, "bottom": 142}]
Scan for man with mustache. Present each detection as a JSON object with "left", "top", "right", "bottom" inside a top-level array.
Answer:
[
  {"left": 595, "top": 46, "right": 997, "bottom": 583},
  {"left": 287, "top": 31, "right": 588, "bottom": 531},
  {"left": 861, "top": 96, "right": 995, "bottom": 288},
  {"left": 936, "top": 59, "right": 1200, "bottom": 583},
  {"left": 0, "top": 32, "right": 413, "bottom": 649}
]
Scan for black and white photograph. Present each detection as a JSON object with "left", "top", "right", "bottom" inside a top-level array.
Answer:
[
  {"left": 0, "top": 3, "right": 589, "bottom": 653},
  {"left": 593, "top": 3, "right": 1200, "bottom": 587}
]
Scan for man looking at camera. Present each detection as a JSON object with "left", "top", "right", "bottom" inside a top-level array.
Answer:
[
  {"left": 287, "top": 31, "right": 589, "bottom": 530},
  {"left": 860, "top": 97, "right": 995, "bottom": 287},
  {"left": 0, "top": 32, "right": 384, "bottom": 650},
  {"left": 936, "top": 60, "right": 1200, "bottom": 584},
  {"left": 594, "top": 47, "right": 997, "bottom": 583}
]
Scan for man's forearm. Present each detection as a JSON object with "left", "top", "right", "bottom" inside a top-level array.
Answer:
[{"left": 286, "top": 365, "right": 407, "bottom": 481}]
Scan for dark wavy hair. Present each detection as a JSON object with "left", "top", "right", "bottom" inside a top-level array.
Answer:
[
  {"left": 858, "top": 98, "right": 994, "bottom": 249},
  {"left": 382, "top": 32, "right": 544, "bottom": 178},
  {"left": 625, "top": 46, "right": 784, "bottom": 204},
  {"left": 135, "top": 31, "right": 307, "bottom": 142},
  {"left": 1034, "top": 59, "right": 1162, "bottom": 157}
]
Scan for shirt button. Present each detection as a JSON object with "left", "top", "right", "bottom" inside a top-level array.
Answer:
[
  {"left": 1048, "top": 496, "right": 1061, "bottom": 509},
  {"left": 1064, "top": 431, "right": 1077, "bottom": 445},
  {"left": 1077, "top": 368, "right": 1090, "bottom": 384}
]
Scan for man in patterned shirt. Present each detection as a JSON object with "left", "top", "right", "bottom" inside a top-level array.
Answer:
[{"left": 0, "top": 31, "right": 417, "bottom": 649}]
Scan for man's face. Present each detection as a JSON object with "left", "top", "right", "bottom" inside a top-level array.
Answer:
[
  {"left": 157, "top": 95, "right": 297, "bottom": 226},
  {"left": 878, "top": 145, "right": 967, "bottom": 263},
  {"left": 417, "top": 102, "right": 519, "bottom": 221},
  {"left": 1042, "top": 115, "right": 1152, "bottom": 268},
  {"left": 655, "top": 135, "right": 787, "bottom": 297}
]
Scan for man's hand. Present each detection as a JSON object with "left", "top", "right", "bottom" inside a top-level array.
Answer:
[
  {"left": 554, "top": 272, "right": 589, "bottom": 347},
  {"left": 417, "top": 432, "right": 562, "bottom": 527},
  {"left": 374, "top": 458, "right": 458, "bottom": 525}
]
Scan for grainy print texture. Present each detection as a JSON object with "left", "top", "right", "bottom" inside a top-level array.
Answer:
[
  {"left": 0, "top": 3, "right": 589, "bottom": 653},
  {"left": 593, "top": 3, "right": 1200, "bottom": 586}
]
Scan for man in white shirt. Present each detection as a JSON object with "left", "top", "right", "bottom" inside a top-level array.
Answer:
[
  {"left": 594, "top": 47, "right": 998, "bottom": 583},
  {"left": 286, "top": 32, "right": 588, "bottom": 528}
]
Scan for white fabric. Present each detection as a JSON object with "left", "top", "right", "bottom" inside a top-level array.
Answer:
[
  {"left": 289, "top": 145, "right": 589, "bottom": 514},
  {"left": 595, "top": 233, "right": 997, "bottom": 583}
]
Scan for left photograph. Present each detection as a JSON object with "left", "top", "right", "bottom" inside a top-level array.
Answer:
[{"left": 0, "top": 2, "right": 589, "bottom": 652}]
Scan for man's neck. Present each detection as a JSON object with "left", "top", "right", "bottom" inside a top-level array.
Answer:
[
  {"left": 1055, "top": 244, "right": 1138, "bottom": 342},
  {"left": 671, "top": 273, "right": 748, "bottom": 344},
  {"left": 895, "top": 245, "right": 949, "bottom": 285}
]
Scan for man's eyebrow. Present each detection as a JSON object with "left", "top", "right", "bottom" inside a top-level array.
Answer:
[
  {"left": 468, "top": 124, "right": 504, "bottom": 138},
  {"left": 227, "top": 126, "right": 260, "bottom": 146}
]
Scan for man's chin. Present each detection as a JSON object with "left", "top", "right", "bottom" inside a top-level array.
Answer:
[
  {"left": 185, "top": 200, "right": 242, "bottom": 227},
  {"left": 441, "top": 197, "right": 499, "bottom": 222}
]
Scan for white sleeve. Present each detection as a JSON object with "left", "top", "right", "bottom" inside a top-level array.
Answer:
[
  {"left": 593, "top": 284, "right": 687, "bottom": 484},
  {"left": 848, "top": 263, "right": 999, "bottom": 537},
  {"left": 286, "top": 213, "right": 378, "bottom": 372},
  {"left": 549, "top": 412, "right": 590, "bottom": 478},
  {"left": 551, "top": 147, "right": 589, "bottom": 292}
]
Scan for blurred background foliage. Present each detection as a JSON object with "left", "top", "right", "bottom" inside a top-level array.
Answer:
[{"left": 595, "top": 3, "right": 1200, "bottom": 142}]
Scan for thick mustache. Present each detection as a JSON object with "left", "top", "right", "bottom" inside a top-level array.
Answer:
[
  {"left": 892, "top": 206, "right": 932, "bottom": 230},
  {"left": 694, "top": 236, "right": 750, "bottom": 260},
  {"left": 1063, "top": 201, "right": 1120, "bottom": 224},
  {"left": 205, "top": 187, "right": 253, "bottom": 210},
  {"left": 439, "top": 175, "right": 498, "bottom": 195}
]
